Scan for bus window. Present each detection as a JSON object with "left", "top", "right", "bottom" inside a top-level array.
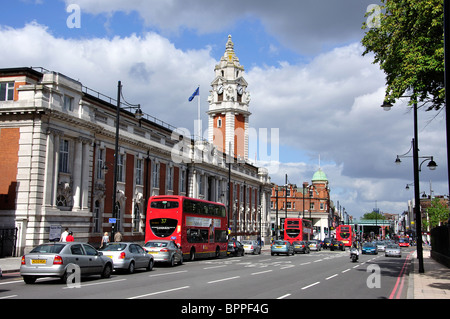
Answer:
[
  {"left": 149, "top": 218, "right": 178, "bottom": 237},
  {"left": 150, "top": 201, "right": 179, "bottom": 209}
]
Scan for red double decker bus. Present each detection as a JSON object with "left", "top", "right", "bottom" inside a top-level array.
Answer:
[
  {"left": 283, "top": 218, "right": 313, "bottom": 244},
  {"left": 145, "top": 195, "right": 228, "bottom": 261},
  {"left": 335, "top": 225, "right": 354, "bottom": 247}
]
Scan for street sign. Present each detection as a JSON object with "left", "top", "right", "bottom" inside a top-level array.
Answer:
[{"left": 109, "top": 218, "right": 116, "bottom": 223}]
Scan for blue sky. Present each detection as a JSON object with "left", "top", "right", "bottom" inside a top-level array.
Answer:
[{"left": 1, "top": 0, "right": 447, "bottom": 217}]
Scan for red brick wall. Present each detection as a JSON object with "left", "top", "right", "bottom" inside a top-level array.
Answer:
[{"left": 0, "top": 128, "right": 20, "bottom": 209}]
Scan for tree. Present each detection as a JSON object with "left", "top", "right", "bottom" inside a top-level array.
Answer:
[
  {"left": 361, "top": 0, "right": 444, "bottom": 110},
  {"left": 424, "top": 197, "right": 449, "bottom": 228},
  {"left": 362, "top": 211, "right": 386, "bottom": 220}
]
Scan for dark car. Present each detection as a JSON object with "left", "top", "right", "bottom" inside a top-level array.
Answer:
[
  {"left": 227, "top": 240, "right": 244, "bottom": 257},
  {"left": 322, "top": 237, "right": 333, "bottom": 249},
  {"left": 330, "top": 240, "right": 345, "bottom": 251},
  {"left": 292, "top": 241, "right": 310, "bottom": 254}
]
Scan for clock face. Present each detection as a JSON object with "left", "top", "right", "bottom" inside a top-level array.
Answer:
[
  {"left": 237, "top": 86, "right": 243, "bottom": 95},
  {"left": 217, "top": 85, "right": 223, "bottom": 94}
]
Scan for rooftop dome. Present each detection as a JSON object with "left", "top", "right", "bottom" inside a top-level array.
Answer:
[{"left": 312, "top": 168, "right": 328, "bottom": 182}]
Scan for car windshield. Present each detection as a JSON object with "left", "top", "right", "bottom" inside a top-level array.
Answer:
[
  {"left": 387, "top": 244, "right": 399, "bottom": 249},
  {"left": 273, "top": 241, "right": 287, "bottom": 245},
  {"left": 363, "top": 242, "right": 375, "bottom": 247},
  {"left": 242, "top": 240, "right": 252, "bottom": 244},
  {"left": 99, "top": 243, "right": 127, "bottom": 251},
  {"left": 30, "top": 244, "right": 65, "bottom": 254},
  {"left": 145, "top": 241, "right": 168, "bottom": 248}
]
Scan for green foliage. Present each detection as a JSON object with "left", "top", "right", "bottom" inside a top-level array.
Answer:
[
  {"left": 361, "top": 0, "right": 444, "bottom": 110},
  {"left": 424, "top": 197, "right": 449, "bottom": 228},
  {"left": 362, "top": 211, "right": 386, "bottom": 220}
]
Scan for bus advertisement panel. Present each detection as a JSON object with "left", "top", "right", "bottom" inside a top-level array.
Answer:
[
  {"left": 335, "top": 225, "right": 353, "bottom": 247},
  {"left": 283, "top": 218, "right": 313, "bottom": 244},
  {"left": 145, "top": 196, "right": 228, "bottom": 261}
]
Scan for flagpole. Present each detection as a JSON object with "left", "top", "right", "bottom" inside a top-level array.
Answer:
[{"left": 197, "top": 85, "right": 201, "bottom": 140}]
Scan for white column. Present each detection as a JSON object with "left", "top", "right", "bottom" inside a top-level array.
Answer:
[
  {"left": 81, "top": 140, "right": 90, "bottom": 210},
  {"left": 72, "top": 139, "right": 82, "bottom": 210},
  {"left": 52, "top": 134, "right": 60, "bottom": 208},
  {"left": 43, "top": 131, "right": 54, "bottom": 207}
]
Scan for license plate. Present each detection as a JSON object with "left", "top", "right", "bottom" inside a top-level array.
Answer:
[
  {"left": 106, "top": 255, "right": 113, "bottom": 259},
  {"left": 309, "top": 244, "right": 314, "bottom": 247},
  {"left": 295, "top": 245, "right": 300, "bottom": 248},
  {"left": 244, "top": 246, "right": 250, "bottom": 249},
  {"left": 32, "top": 259, "right": 46, "bottom": 264},
  {"left": 147, "top": 251, "right": 158, "bottom": 254},
  {"left": 276, "top": 246, "right": 282, "bottom": 248}
]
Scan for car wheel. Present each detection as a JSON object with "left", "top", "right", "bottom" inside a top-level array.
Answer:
[
  {"left": 170, "top": 256, "right": 175, "bottom": 267},
  {"left": 146, "top": 259, "right": 154, "bottom": 271},
  {"left": 23, "top": 275, "right": 37, "bottom": 284},
  {"left": 179, "top": 254, "right": 184, "bottom": 265},
  {"left": 128, "top": 261, "right": 135, "bottom": 274},
  {"left": 101, "top": 263, "right": 112, "bottom": 278}
]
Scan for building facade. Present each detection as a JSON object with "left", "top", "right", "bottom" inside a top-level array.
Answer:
[
  {"left": 0, "top": 37, "right": 272, "bottom": 256},
  {"left": 270, "top": 168, "right": 333, "bottom": 240}
]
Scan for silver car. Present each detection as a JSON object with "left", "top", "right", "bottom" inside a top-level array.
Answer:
[
  {"left": 143, "top": 240, "right": 183, "bottom": 266},
  {"left": 99, "top": 242, "right": 154, "bottom": 273},
  {"left": 308, "top": 240, "right": 322, "bottom": 251},
  {"left": 376, "top": 241, "right": 387, "bottom": 252},
  {"left": 242, "top": 240, "right": 261, "bottom": 254},
  {"left": 20, "top": 242, "right": 113, "bottom": 284},
  {"left": 385, "top": 244, "right": 402, "bottom": 257}
]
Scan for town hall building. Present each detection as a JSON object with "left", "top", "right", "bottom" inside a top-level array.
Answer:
[{"left": 0, "top": 36, "right": 272, "bottom": 256}]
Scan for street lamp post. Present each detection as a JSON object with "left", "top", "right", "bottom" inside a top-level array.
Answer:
[
  {"left": 383, "top": 95, "right": 434, "bottom": 273},
  {"left": 111, "top": 81, "right": 143, "bottom": 240}
]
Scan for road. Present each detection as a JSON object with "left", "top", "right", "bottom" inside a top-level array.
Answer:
[{"left": 0, "top": 247, "right": 413, "bottom": 303}]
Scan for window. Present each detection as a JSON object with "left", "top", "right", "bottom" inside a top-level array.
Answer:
[
  {"left": 96, "top": 149, "right": 104, "bottom": 179},
  {"left": 59, "top": 139, "right": 69, "bottom": 173},
  {"left": 133, "top": 203, "right": 140, "bottom": 232},
  {"left": 167, "top": 166, "right": 173, "bottom": 191},
  {"left": 136, "top": 158, "right": 143, "bottom": 185},
  {"left": 94, "top": 200, "right": 101, "bottom": 233},
  {"left": 152, "top": 162, "right": 159, "bottom": 188},
  {"left": 0, "top": 82, "right": 14, "bottom": 101},
  {"left": 217, "top": 118, "right": 222, "bottom": 128},
  {"left": 117, "top": 154, "right": 124, "bottom": 182},
  {"left": 180, "top": 169, "right": 186, "bottom": 193},
  {"left": 63, "top": 95, "right": 74, "bottom": 111}
]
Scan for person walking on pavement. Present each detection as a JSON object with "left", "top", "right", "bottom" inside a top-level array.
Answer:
[
  {"left": 114, "top": 231, "right": 123, "bottom": 242},
  {"left": 100, "top": 232, "right": 110, "bottom": 248}
]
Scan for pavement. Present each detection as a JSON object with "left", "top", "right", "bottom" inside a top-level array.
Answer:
[{"left": 1, "top": 246, "right": 449, "bottom": 299}]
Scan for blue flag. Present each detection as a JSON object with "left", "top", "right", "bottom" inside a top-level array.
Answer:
[{"left": 188, "top": 87, "right": 199, "bottom": 102}]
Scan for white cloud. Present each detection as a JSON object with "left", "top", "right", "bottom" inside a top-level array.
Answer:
[{"left": 1, "top": 8, "right": 447, "bottom": 218}]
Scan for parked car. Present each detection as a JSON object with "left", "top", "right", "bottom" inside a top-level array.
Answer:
[
  {"left": 20, "top": 242, "right": 113, "bottom": 284},
  {"left": 308, "top": 240, "right": 322, "bottom": 251},
  {"left": 242, "top": 240, "right": 261, "bottom": 255},
  {"left": 271, "top": 240, "right": 294, "bottom": 256},
  {"left": 99, "top": 242, "right": 153, "bottom": 273},
  {"left": 362, "top": 242, "right": 378, "bottom": 255},
  {"left": 385, "top": 244, "right": 402, "bottom": 258},
  {"left": 330, "top": 240, "right": 345, "bottom": 251},
  {"left": 227, "top": 240, "right": 244, "bottom": 257},
  {"left": 292, "top": 241, "right": 310, "bottom": 254},
  {"left": 376, "top": 241, "right": 387, "bottom": 252},
  {"left": 143, "top": 240, "right": 183, "bottom": 266}
]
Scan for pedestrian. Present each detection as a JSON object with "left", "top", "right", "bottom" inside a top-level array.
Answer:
[
  {"left": 60, "top": 228, "right": 69, "bottom": 242},
  {"left": 66, "top": 231, "right": 74, "bottom": 242},
  {"left": 100, "top": 232, "right": 109, "bottom": 248},
  {"left": 114, "top": 231, "right": 123, "bottom": 242}
]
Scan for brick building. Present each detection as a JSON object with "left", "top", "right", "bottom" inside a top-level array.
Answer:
[
  {"left": 270, "top": 168, "right": 334, "bottom": 240},
  {"left": 0, "top": 37, "right": 272, "bottom": 256}
]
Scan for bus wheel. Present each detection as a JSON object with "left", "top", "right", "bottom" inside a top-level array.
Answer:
[{"left": 190, "top": 248, "right": 196, "bottom": 261}]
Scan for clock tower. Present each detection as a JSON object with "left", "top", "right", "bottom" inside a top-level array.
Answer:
[{"left": 207, "top": 35, "right": 251, "bottom": 161}]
